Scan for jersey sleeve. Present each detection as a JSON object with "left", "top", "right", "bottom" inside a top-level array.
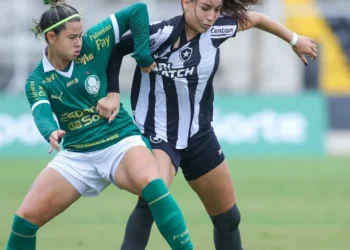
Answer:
[
  {"left": 25, "top": 76, "right": 59, "bottom": 142},
  {"left": 148, "top": 18, "right": 180, "bottom": 53},
  {"left": 210, "top": 15, "right": 238, "bottom": 48},
  {"left": 83, "top": 3, "right": 153, "bottom": 69}
]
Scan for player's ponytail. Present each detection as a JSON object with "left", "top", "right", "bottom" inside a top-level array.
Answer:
[
  {"left": 31, "top": 0, "right": 81, "bottom": 41},
  {"left": 222, "top": 0, "right": 262, "bottom": 26},
  {"left": 43, "top": 0, "right": 65, "bottom": 7}
]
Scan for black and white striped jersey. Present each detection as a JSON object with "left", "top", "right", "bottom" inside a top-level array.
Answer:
[{"left": 108, "top": 15, "right": 238, "bottom": 149}]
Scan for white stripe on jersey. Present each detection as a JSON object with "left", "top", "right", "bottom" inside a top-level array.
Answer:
[
  {"left": 109, "top": 14, "right": 120, "bottom": 44},
  {"left": 150, "top": 25, "right": 173, "bottom": 53},
  {"left": 190, "top": 33, "right": 216, "bottom": 137},
  {"left": 171, "top": 51, "right": 192, "bottom": 148},
  {"left": 135, "top": 73, "right": 150, "bottom": 133},
  {"left": 32, "top": 100, "right": 50, "bottom": 112},
  {"left": 154, "top": 74, "right": 168, "bottom": 140}
]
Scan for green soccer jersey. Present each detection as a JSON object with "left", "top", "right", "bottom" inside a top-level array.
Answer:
[{"left": 25, "top": 3, "right": 153, "bottom": 152}]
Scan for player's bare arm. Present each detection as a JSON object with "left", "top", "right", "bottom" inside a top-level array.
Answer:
[{"left": 239, "top": 11, "right": 318, "bottom": 65}]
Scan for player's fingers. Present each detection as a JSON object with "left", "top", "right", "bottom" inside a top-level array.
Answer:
[
  {"left": 52, "top": 141, "right": 60, "bottom": 151},
  {"left": 108, "top": 109, "right": 119, "bottom": 123},
  {"left": 300, "top": 54, "right": 308, "bottom": 66},
  {"left": 58, "top": 130, "right": 66, "bottom": 137},
  {"left": 52, "top": 133, "right": 58, "bottom": 141},
  {"left": 104, "top": 108, "right": 112, "bottom": 119},
  {"left": 48, "top": 145, "right": 53, "bottom": 154},
  {"left": 98, "top": 107, "right": 107, "bottom": 119}
]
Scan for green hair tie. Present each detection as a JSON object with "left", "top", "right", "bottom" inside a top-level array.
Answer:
[{"left": 43, "top": 0, "right": 49, "bottom": 4}]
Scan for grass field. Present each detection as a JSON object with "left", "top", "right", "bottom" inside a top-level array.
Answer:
[{"left": 0, "top": 157, "right": 349, "bottom": 250}]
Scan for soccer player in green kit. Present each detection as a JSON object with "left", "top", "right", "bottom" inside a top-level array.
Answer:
[{"left": 5, "top": 1, "right": 193, "bottom": 249}]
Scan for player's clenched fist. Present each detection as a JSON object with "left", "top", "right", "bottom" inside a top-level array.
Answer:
[
  {"left": 48, "top": 130, "right": 66, "bottom": 154},
  {"left": 140, "top": 61, "right": 156, "bottom": 73},
  {"left": 96, "top": 92, "right": 120, "bottom": 123}
]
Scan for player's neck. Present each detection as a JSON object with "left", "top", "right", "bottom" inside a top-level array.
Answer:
[
  {"left": 184, "top": 23, "right": 199, "bottom": 41},
  {"left": 47, "top": 48, "right": 71, "bottom": 71}
]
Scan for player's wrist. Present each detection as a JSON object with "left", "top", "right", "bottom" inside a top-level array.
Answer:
[
  {"left": 106, "top": 92, "right": 120, "bottom": 99},
  {"left": 289, "top": 32, "right": 298, "bottom": 47}
]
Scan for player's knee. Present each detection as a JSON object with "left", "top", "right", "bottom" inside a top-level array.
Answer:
[
  {"left": 210, "top": 204, "right": 241, "bottom": 233},
  {"left": 16, "top": 206, "right": 45, "bottom": 226},
  {"left": 136, "top": 197, "right": 150, "bottom": 209}
]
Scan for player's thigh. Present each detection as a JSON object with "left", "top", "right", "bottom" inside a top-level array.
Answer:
[
  {"left": 16, "top": 167, "right": 81, "bottom": 226},
  {"left": 152, "top": 149, "right": 176, "bottom": 187},
  {"left": 188, "top": 160, "right": 236, "bottom": 216},
  {"left": 183, "top": 129, "right": 236, "bottom": 216},
  {"left": 114, "top": 144, "right": 160, "bottom": 196},
  {"left": 147, "top": 136, "right": 181, "bottom": 187}
]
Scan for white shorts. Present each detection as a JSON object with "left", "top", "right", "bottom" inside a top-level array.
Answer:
[{"left": 47, "top": 135, "right": 147, "bottom": 197}]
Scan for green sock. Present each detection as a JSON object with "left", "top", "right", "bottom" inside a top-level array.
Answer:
[
  {"left": 142, "top": 179, "right": 193, "bottom": 250},
  {"left": 6, "top": 215, "right": 39, "bottom": 250}
]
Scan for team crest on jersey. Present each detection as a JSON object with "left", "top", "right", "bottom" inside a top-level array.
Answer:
[
  {"left": 85, "top": 75, "right": 100, "bottom": 95},
  {"left": 179, "top": 47, "right": 192, "bottom": 62},
  {"left": 149, "top": 136, "right": 163, "bottom": 144}
]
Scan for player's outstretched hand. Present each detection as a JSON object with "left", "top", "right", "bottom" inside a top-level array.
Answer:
[
  {"left": 96, "top": 92, "right": 120, "bottom": 123},
  {"left": 292, "top": 36, "right": 318, "bottom": 66},
  {"left": 48, "top": 130, "right": 66, "bottom": 154},
  {"left": 140, "top": 61, "right": 157, "bottom": 73}
]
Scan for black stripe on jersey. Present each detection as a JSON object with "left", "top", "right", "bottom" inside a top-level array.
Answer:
[
  {"left": 144, "top": 72, "right": 157, "bottom": 137},
  {"left": 154, "top": 16, "right": 184, "bottom": 58},
  {"left": 199, "top": 49, "right": 220, "bottom": 128},
  {"left": 131, "top": 67, "right": 141, "bottom": 113},
  {"left": 185, "top": 39, "right": 201, "bottom": 139},
  {"left": 163, "top": 75, "right": 179, "bottom": 144}
]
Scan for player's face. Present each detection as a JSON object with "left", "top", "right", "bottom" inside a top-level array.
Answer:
[
  {"left": 184, "top": 0, "right": 222, "bottom": 33},
  {"left": 55, "top": 21, "right": 83, "bottom": 61}
]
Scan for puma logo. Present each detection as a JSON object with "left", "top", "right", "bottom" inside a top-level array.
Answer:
[{"left": 51, "top": 92, "right": 63, "bottom": 103}]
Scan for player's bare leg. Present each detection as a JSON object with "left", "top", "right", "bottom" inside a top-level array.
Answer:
[
  {"left": 188, "top": 160, "right": 242, "bottom": 250},
  {"left": 6, "top": 167, "right": 81, "bottom": 249},
  {"left": 115, "top": 146, "right": 192, "bottom": 250},
  {"left": 120, "top": 148, "right": 176, "bottom": 249}
]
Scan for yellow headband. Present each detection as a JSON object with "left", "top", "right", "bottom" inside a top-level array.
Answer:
[{"left": 43, "top": 13, "right": 80, "bottom": 33}]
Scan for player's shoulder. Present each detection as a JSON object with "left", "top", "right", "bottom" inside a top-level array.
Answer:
[
  {"left": 209, "top": 15, "right": 238, "bottom": 39},
  {"left": 26, "top": 61, "right": 45, "bottom": 84},
  {"left": 213, "top": 15, "right": 238, "bottom": 26},
  {"left": 150, "top": 15, "right": 182, "bottom": 30}
]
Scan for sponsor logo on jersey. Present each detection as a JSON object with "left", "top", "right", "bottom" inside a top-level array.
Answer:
[
  {"left": 88, "top": 24, "right": 112, "bottom": 41},
  {"left": 75, "top": 53, "right": 94, "bottom": 65},
  {"left": 66, "top": 78, "right": 79, "bottom": 87},
  {"left": 42, "top": 73, "right": 58, "bottom": 84},
  {"left": 210, "top": 25, "right": 237, "bottom": 39},
  {"left": 149, "top": 136, "right": 163, "bottom": 144},
  {"left": 95, "top": 36, "right": 110, "bottom": 51},
  {"left": 179, "top": 47, "right": 193, "bottom": 62},
  {"left": 85, "top": 75, "right": 100, "bottom": 95},
  {"left": 153, "top": 63, "right": 195, "bottom": 79},
  {"left": 51, "top": 92, "right": 64, "bottom": 103},
  {"left": 150, "top": 37, "right": 157, "bottom": 47}
]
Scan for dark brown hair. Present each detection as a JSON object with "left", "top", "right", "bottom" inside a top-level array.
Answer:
[
  {"left": 221, "top": 0, "right": 263, "bottom": 26},
  {"left": 32, "top": 0, "right": 80, "bottom": 41}
]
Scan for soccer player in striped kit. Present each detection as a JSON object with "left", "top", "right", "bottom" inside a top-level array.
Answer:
[
  {"left": 5, "top": 1, "right": 194, "bottom": 249},
  {"left": 100, "top": 0, "right": 318, "bottom": 249}
]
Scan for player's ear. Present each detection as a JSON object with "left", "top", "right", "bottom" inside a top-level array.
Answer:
[
  {"left": 46, "top": 31, "right": 57, "bottom": 45},
  {"left": 182, "top": 0, "right": 193, "bottom": 10}
]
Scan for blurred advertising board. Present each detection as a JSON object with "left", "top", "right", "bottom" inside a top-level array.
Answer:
[{"left": 0, "top": 92, "right": 327, "bottom": 158}]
